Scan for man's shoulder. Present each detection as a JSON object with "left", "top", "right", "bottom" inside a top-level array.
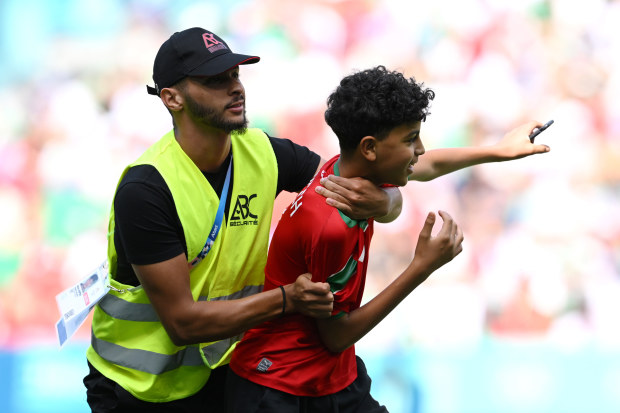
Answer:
[
  {"left": 119, "top": 164, "right": 165, "bottom": 187},
  {"left": 115, "top": 164, "right": 171, "bottom": 205}
]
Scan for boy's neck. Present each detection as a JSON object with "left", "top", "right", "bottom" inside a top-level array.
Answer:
[{"left": 337, "top": 154, "right": 378, "bottom": 185}]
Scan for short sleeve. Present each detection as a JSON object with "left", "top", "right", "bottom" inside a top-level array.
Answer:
[
  {"left": 269, "top": 135, "right": 321, "bottom": 194},
  {"left": 114, "top": 166, "right": 186, "bottom": 266}
]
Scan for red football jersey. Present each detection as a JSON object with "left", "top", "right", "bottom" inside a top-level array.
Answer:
[{"left": 229, "top": 155, "right": 374, "bottom": 396}]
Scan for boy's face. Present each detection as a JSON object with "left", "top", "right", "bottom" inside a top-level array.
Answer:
[{"left": 373, "top": 121, "right": 425, "bottom": 186}]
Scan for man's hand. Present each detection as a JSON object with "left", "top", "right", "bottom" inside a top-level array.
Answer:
[
  {"left": 409, "top": 211, "right": 464, "bottom": 281},
  {"left": 286, "top": 274, "right": 334, "bottom": 318},
  {"left": 314, "top": 175, "right": 402, "bottom": 221},
  {"left": 495, "top": 120, "right": 551, "bottom": 160}
]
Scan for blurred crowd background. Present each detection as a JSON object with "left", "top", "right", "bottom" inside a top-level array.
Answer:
[{"left": 1, "top": 0, "right": 619, "bottom": 412}]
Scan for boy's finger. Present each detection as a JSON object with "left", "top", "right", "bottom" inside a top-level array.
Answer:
[
  {"left": 418, "top": 212, "right": 436, "bottom": 239},
  {"left": 436, "top": 210, "right": 454, "bottom": 236}
]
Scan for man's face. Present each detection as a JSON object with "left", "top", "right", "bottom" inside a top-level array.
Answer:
[
  {"left": 373, "top": 121, "right": 425, "bottom": 187},
  {"left": 181, "top": 67, "right": 248, "bottom": 134}
]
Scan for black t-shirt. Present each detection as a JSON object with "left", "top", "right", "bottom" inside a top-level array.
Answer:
[{"left": 113, "top": 135, "right": 320, "bottom": 286}]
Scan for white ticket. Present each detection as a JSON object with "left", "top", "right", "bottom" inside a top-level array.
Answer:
[{"left": 55, "top": 260, "right": 110, "bottom": 347}]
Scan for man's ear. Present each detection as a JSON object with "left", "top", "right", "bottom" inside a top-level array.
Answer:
[
  {"left": 359, "top": 136, "right": 378, "bottom": 161},
  {"left": 160, "top": 87, "right": 184, "bottom": 112}
]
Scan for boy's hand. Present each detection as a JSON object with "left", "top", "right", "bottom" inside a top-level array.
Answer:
[
  {"left": 495, "top": 121, "right": 551, "bottom": 160},
  {"left": 410, "top": 211, "right": 464, "bottom": 279},
  {"left": 287, "top": 274, "right": 334, "bottom": 319}
]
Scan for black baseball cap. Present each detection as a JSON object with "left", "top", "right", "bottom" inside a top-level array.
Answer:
[{"left": 146, "top": 27, "right": 260, "bottom": 96}]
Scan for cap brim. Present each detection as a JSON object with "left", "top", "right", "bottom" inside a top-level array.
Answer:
[{"left": 189, "top": 53, "right": 260, "bottom": 77}]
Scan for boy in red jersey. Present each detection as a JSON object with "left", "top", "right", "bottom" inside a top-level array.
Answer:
[{"left": 228, "top": 65, "right": 549, "bottom": 412}]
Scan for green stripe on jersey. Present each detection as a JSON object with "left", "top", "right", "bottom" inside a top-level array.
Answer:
[{"left": 327, "top": 255, "right": 357, "bottom": 293}]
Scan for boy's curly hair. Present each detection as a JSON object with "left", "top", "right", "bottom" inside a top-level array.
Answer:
[{"left": 324, "top": 65, "right": 435, "bottom": 153}]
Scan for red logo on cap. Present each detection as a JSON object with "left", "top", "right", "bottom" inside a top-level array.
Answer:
[
  {"left": 203, "top": 33, "right": 221, "bottom": 48},
  {"left": 202, "top": 33, "right": 227, "bottom": 53}
]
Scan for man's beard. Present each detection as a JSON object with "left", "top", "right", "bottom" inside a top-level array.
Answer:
[{"left": 184, "top": 94, "right": 248, "bottom": 135}]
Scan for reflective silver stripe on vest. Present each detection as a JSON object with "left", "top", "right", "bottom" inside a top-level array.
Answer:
[
  {"left": 198, "top": 284, "right": 263, "bottom": 302},
  {"left": 101, "top": 285, "right": 263, "bottom": 315},
  {"left": 91, "top": 332, "right": 204, "bottom": 375},
  {"left": 201, "top": 334, "right": 243, "bottom": 367},
  {"left": 98, "top": 293, "right": 160, "bottom": 322}
]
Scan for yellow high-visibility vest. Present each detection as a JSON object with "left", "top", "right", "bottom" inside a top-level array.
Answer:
[{"left": 87, "top": 128, "right": 277, "bottom": 402}]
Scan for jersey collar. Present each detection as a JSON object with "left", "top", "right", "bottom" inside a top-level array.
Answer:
[{"left": 333, "top": 159, "right": 369, "bottom": 230}]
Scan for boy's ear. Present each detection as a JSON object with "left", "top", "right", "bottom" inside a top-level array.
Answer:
[
  {"left": 360, "top": 136, "right": 378, "bottom": 161},
  {"left": 160, "top": 87, "right": 184, "bottom": 112}
]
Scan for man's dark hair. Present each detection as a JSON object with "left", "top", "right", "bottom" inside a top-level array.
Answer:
[{"left": 324, "top": 65, "right": 435, "bottom": 153}]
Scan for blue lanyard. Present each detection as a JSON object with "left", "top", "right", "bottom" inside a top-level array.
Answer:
[{"left": 189, "top": 155, "right": 232, "bottom": 268}]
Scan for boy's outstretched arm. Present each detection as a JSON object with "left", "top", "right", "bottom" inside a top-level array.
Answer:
[
  {"left": 316, "top": 211, "right": 464, "bottom": 353},
  {"left": 409, "top": 120, "right": 551, "bottom": 182}
]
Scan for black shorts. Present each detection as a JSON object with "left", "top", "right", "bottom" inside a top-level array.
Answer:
[
  {"left": 226, "top": 356, "right": 388, "bottom": 413},
  {"left": 84, "top": 361, "right": 229, "bottom": 412}
]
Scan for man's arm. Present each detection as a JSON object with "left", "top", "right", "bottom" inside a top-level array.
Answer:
[
  {"left": 133, "top": 255, "right": 333, "bottom": 346},
  {"left": 316, "top": 211, "right": 463, "bottom": 353},
  {"left": 313, "top": 159, "right": 404, "bottom": 222},
  {"left": 409, "top": 120, "right": 550, "bottom": 182}
]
